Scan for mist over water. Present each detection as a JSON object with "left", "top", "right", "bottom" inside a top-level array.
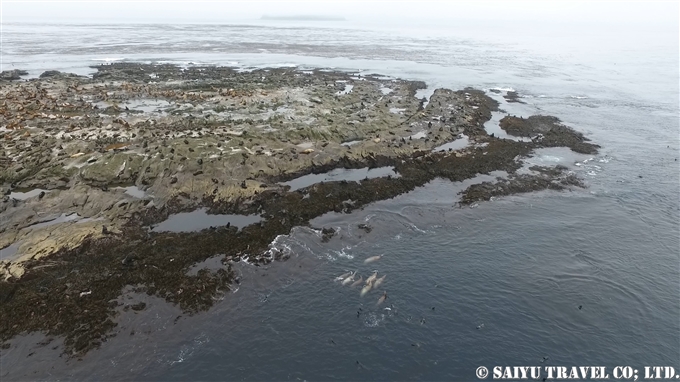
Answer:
[{"left": 0, "top": 5, "right": 678, "bottom": 380}]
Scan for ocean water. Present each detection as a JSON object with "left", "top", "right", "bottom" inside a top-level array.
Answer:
[{"left": 0, "top": 18, "right": 678, "bottom": 381}]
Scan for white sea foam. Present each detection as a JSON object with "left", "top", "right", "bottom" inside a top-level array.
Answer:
[
  {"left": 488, "top": 87, "right": 515, "bottom": 92},
  {"left": 269, "top": 63, "right": 297, "bottom": 68},
  {"left": 540, "top": 155, "right": 563, "bottom": 163},
  {"left": 333, "top": 248, "right": 354, "bottom": 260},
  {"left": 91, "top": 57, "right": 124, "bottom": 62},
  {"left": 240, "top": 256, "right": 254, "bottom": 265},
  {"left": 406, "top": 222, "right": 427, "bottom": 234},
  {"left": 363, "top": 312, "right": 385, "bottom": 328}
]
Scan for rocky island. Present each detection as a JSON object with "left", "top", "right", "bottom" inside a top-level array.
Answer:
[{"left": 0, "top": 63, "right": 599, "bottom": 356}]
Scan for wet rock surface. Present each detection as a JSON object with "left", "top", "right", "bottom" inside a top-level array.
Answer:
[
  {"left": 320, "top": 227, "right": 337, "bottom": 242},
  {"left": 0, "top": 63, "right": 598, "bottom": 356},
  {"left": 503, "top": 91, "right": 526, "bottom": 104},
  {"left": 499, "top": 115, "right": 600, "bottom": 154},
  {"left": 358, "top": 223, "right": 373, "bottom": 233},
  {"left": 459, "top": 165, "right": 585, "bottom": 205},
  {"left": 0, "top": 70, "right": 28, "bottom": 81}
]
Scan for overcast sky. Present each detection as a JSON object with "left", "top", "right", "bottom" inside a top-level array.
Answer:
[{"left": 3, "top": 0, "right": 678, "bottom": 25}]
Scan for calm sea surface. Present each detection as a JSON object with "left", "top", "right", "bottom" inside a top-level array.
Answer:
[{"left": 0, "top": 19, "right": 678, "bottom": 381}]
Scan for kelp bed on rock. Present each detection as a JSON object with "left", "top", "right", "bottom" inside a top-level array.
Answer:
[{"left": 0, "top": 64, "right": 599, "bottom": 356}]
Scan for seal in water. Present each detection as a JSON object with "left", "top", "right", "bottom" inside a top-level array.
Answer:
[
  {"left": 341, "top": 271, "right": 356, "bottom": 286},
  {"left": 377, "top": 291, "right": 387, "bottom": 305},
  {"left": 360, "top": 280, "right": 374, "bottom": 297},
  {"left": 373, "top": 274, "right": 386, "bottom": 289},
  {"left": 365, "top": 271, "right": 378, "bottom": 285},
  {"left": 334, "top": 271, "right": 351, "bottom": 281},
  {"left": 364, "top": 254, "right": 383, "bottom": 264}
]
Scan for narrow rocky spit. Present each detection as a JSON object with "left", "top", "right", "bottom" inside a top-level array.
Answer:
[{"left": 0, "top": 63, "right": 599, "bottom": 356}]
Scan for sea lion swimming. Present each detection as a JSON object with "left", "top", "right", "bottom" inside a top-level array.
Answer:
[
  {"left": 365, "top": 271, "right": 378, "bottom": 285},
  {"left": 360, "top": 280, "right": 374, "bottom": 297},
  {"left": 364, "top": 254, "right": 383, "bottom": 264},
  {"left": 334, "top": 271, "right": 351, "bottom": 281},
  {"left": 377, "top": 291, "right": 387, "bottom": 306},
  {"left": 341, "top": 272, "right": 356, "bottom": 286}
]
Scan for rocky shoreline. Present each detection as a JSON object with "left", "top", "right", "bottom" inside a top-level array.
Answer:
[{"left": 0, "top": 63, "right": 599, "bottom": 356}]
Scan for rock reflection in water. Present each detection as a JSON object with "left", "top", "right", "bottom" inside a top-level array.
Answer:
[{"left": 281, "top": 167, "right": 400, "bottom": 192}]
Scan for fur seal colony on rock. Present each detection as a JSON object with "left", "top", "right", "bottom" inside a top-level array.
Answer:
[{"left": 0, "top": 63, "right": 599, "bottom": 356}]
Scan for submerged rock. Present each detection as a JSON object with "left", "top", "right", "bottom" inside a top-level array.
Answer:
[
  {"left": 459, "top": 165, "right": 585, "bottom": 206},
  {"left": 321, "top": 227, "right": 337, "bottom": 242},
  {"left": 358, "top": 223, "right": 373, "bottom": 233}
]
